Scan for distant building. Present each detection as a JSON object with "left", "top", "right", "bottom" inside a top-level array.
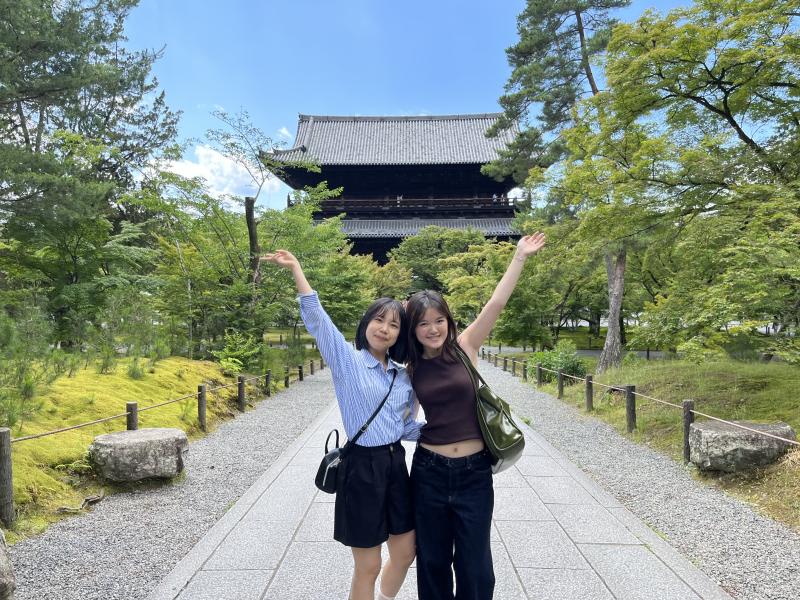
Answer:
[{"left": 266, "top": 113, "right": 519, "bottom": 262}]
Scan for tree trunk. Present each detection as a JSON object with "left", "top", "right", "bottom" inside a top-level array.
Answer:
[
  {"left": 597, "top": 247, "right": 627, "bottom": 373},
  {"left": 245, "top": 196, "right": 261, "bottom": 284}
]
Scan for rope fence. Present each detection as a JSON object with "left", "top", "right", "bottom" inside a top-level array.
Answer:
[
  {"left": 479, "top": 349, "right": 799, "bottom": 458},
  {"left": 0, "top": 356, "right": 327, "bottom": 527}
]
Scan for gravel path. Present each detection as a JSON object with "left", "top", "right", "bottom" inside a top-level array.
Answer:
[
  {"left": 10, "top": 371, "right": 335, "bottom": 600},
  {"left": 480, "top": 362, "right": 800, "bottom": 600}
]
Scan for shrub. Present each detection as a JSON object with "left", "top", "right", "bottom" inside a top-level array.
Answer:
[
  {"left": 528, "top": 340, "right": 587, "bottom": 383},
  {"left": 127, "top": 356, "right": 144, "bottom": 380}
]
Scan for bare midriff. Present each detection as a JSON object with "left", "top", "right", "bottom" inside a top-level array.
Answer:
[{"left": 420, "top": 438, "right": 484, "bottom": 458}]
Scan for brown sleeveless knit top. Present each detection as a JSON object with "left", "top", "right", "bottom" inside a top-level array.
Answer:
[{"left": 412, "top": 352, "right": 482, "bottom": 445}]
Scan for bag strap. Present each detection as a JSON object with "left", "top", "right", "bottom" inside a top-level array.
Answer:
[
  {"left": 453, "top": 344, "right": 486, "bottom": 393},
  {"left": 349, "top": 369, "right": 397, "bottom": 446}
]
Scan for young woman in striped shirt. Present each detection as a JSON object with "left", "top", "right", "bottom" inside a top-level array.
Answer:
[{"left": 262, "top": 250, "right": 421, "bottom": 600}]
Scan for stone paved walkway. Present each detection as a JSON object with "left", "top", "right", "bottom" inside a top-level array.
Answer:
[{"left": 147, "top": 366, "right": 733, "bottom": 600}]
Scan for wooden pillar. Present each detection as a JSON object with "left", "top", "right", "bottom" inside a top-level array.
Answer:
[
  {"left": 683, "top": 399, "right": 695, "bottom": 464},
  {"left": 557, "top": 371, "right": 564, "bottom": 399},
  {"left": 585, "top": 375, "right": 593, "bottom": 412},
  {"left": 197, "top": 384, "right": 207, "bottom": 432},
  {"left": 523, "top": 361, "right": 528, "bottom": 382},
  {"left": 126, "top": 402, "right": 139, "bottom": 430},
  {"left": 237, "top": 375, "right": 246, "bottom": 412},
  {"left": 536, "top": 363, "right": 543, "bottom": 387},
  {"left": 0, "top": 428, "right": 14, "bottom": 527},
  {"left": 265, "top": 370, "right": 272, "bottom": 397},
  {"left": 298, "top": 364, "right": 304, "bottom": 382},
  {"left": 626, "top": 385, "right": 636, "bottom": 432}
]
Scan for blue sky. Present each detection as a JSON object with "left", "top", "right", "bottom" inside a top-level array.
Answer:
[{"left": 126, "top": 0, "right": 689, "bottom": 209}]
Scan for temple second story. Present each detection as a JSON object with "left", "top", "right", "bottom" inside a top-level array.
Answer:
[{"left": 264, "top": 113, "right": 521, "bottom": 260}]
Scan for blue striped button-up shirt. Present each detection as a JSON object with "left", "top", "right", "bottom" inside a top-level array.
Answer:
[{"left": 299, "top": 292, "right": 423, "bottom": 446}]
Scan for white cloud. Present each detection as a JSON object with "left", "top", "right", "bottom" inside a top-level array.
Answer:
[
  {"left": 277, "top": 127, "right": 292, "bottom": 140},
  {"left": 167, "top": 144, "right": 282, "bottom": 203}
]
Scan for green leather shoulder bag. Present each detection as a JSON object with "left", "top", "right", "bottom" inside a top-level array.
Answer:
[{"left": 455, "top": 345, "right": 525, "bottom": 474}]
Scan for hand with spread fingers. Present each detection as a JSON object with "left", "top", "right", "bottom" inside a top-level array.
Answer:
[
  {"left": 515, "top": 232, "right": 546, "bottom": 259},
  {"left": 260, "top": 250, "right": 311, "bottom": 293},
  {"left": 260, "top": 250, "right": 300, "bottom": 270}
]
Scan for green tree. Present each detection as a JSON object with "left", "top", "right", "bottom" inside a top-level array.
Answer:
[
  {"left": 593, "top": 0, "right": 800, "bottom": 361},
  {"left": 389, "top": 226, "right": 486, "bottom": 291},
  {"left": 485, "top": 0, "right": 630, "bottom": 183}
]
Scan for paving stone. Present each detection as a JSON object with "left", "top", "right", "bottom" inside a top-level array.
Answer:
[
  {"left": 515, "top": 455, "right": 568, "bottom": 477},
  {"left": 262, "top": 541, "right": 356, "bottom": 600},
  {"left": 526, "top": 476, "right": 598, "bottom": 505},
  {"left": 295, "top": 502, "right": 335, "bottom": 541},
  {"left": 493, "top": 486, "right": 553, "bottom": 521},
  {"left": 581, "top": 544, "right": 702, "bottom": 599},
  {"left": 496, "top": 520, "right": 589, "bottom": 569},
  {"left": 246, "top": 483, "right": 316, "bottom": 522},
  {"left": 554, "top": 458, "right": 623, "bottom": 507},
  {"left": 521, "top": 438, "right": 550, "bottom": 456},
  {"left": 313, "top": 489, "right": 336, "bottom": 503},
  {"left": 550, "top": 504, "right": 641, "bottom": 544},
  {"left": 491, "top": 542, "right": 527, "bottom": 599},
  {"left": 492, "top": 466, "right": 528, "bottom": 488},
  {"left": 204, "top": 520, "right": 296, "bottom": 570},
  {"left": 176, "top": 570, "right": 273, "bottom": 600},
  {"left": 269, "top": 464, "right": 317, "bottom": 489},
  {"left": 289, "top": 446, "right": 325, "bottom": 466},
  {"left": 517, "top": 568, "right": 614, "bottom": 600}
]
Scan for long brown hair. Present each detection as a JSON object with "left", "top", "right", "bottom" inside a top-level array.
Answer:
[{"left": 405, "top": 290, "right": 461, "bottom": 378}]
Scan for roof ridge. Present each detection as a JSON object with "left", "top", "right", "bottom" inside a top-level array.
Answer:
[{"left": 297, "top": 112, "right": 503, "bottom": 122}]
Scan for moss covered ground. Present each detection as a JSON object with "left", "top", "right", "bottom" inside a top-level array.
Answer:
[{"left": 6, "top": 356, "right": 241, "bottom": 542}]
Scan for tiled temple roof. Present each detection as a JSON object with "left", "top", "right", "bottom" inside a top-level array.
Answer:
[
  {"left": 270, "top": 113, "right": 516, "bottom": 165},
  {"left": 335, "top": 218, "right": 516, "bottom": 238}
]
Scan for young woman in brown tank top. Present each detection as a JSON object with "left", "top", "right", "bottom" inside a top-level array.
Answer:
[{"left": 405, "top": 232, "right": 546, "bottom": 600}]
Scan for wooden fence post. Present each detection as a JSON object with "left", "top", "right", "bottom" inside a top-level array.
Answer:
[
  {"left": 265, "top": 370, "right": 272, "bottom": 397},
  {"left": 503, "top": 357, "right": 507, "bottom": 371},
  {"left": 585, "top": 375, "right": 593, "bottom": 412},
  {"left": 511, "top": 359, "right": 516, "bottom": 376},
  {"left": 683, "top": 399, "right": 695, "bottom": 463},
  {"left": 625, "top": 385, "right": 636, "bottom": 432},
  {"left": 237, "top": 375, "right": 246, "bottom": 412},
  {"left": 557, "top": 371, "right": 564, "bottom": 399},
  {"left": 320, "top": 358, "right": 325, "bottom": 370},
  {"left": 126, "top": 402, "right": 138, "bottom": 430},
  {"left": 0, "top": 428, "right": 14, "bottom": 527},
  {"left": 197, "top": 384, "right": 207, "bottom": 432},
  {"left": 494, "top": 354, "right": 498, "bottom": 368},
  {"left": 523, "top": 361, "right": 528, "bottom": 382},
  {"left": 298, "top": 364, "right": 303, "bottom": 382},
  {"left": 279, "top": 334, "right": 283, "bottom": 345},
  {"left": 284, "top": 369, "right": 290, "bottom": 388},
  {"left": 536, "top": 363, "right": 543, "bottom": 387}
]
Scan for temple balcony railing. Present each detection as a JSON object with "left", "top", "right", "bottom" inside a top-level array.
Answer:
[{"left": 288, "top": 195, "right": 522, "bottom": 213}]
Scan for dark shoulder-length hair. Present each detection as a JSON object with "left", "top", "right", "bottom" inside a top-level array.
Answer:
[
  {"left": 405, "top": 290, "right": 461, "bottom": 378},
  {"left": 354, "top": 298, "right": 408, "bottom": 363}
]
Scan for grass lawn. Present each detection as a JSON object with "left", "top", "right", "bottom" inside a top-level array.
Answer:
[
  {"left": 5, "top": 347, "right": 321, "bottom": 543},
  {"left": 491, "top": 352, "right": 800, "bottom": 531}
]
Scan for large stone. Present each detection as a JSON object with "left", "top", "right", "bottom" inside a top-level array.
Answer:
[
  {"left": 689, "top": 420, "right": 796, "bottom": 472},
  {"left": 89, "top": 428, "right": 188, "bottom": 482},
  {"left": 0, "top": 530, "right": 15, "bottom": 599}
]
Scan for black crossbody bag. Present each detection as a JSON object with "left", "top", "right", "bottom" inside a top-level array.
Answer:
[{"left": 315, "top": 370, "right": 397, "bottom": 494}]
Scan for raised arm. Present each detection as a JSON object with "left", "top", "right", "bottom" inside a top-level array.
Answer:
[
  {"left": 458, "top": 233, "right": 546, "bottom": 356},
  {"left": 260, "top": 250, "right": 312, "bottom": 295},
  {"left": 260, "top": 250, "right": 354, "bottom": 376}
]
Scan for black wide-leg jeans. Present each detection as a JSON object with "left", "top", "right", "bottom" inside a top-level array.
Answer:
[{"left": 411, "top": 445, "right": 495, "bottom": 600}]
